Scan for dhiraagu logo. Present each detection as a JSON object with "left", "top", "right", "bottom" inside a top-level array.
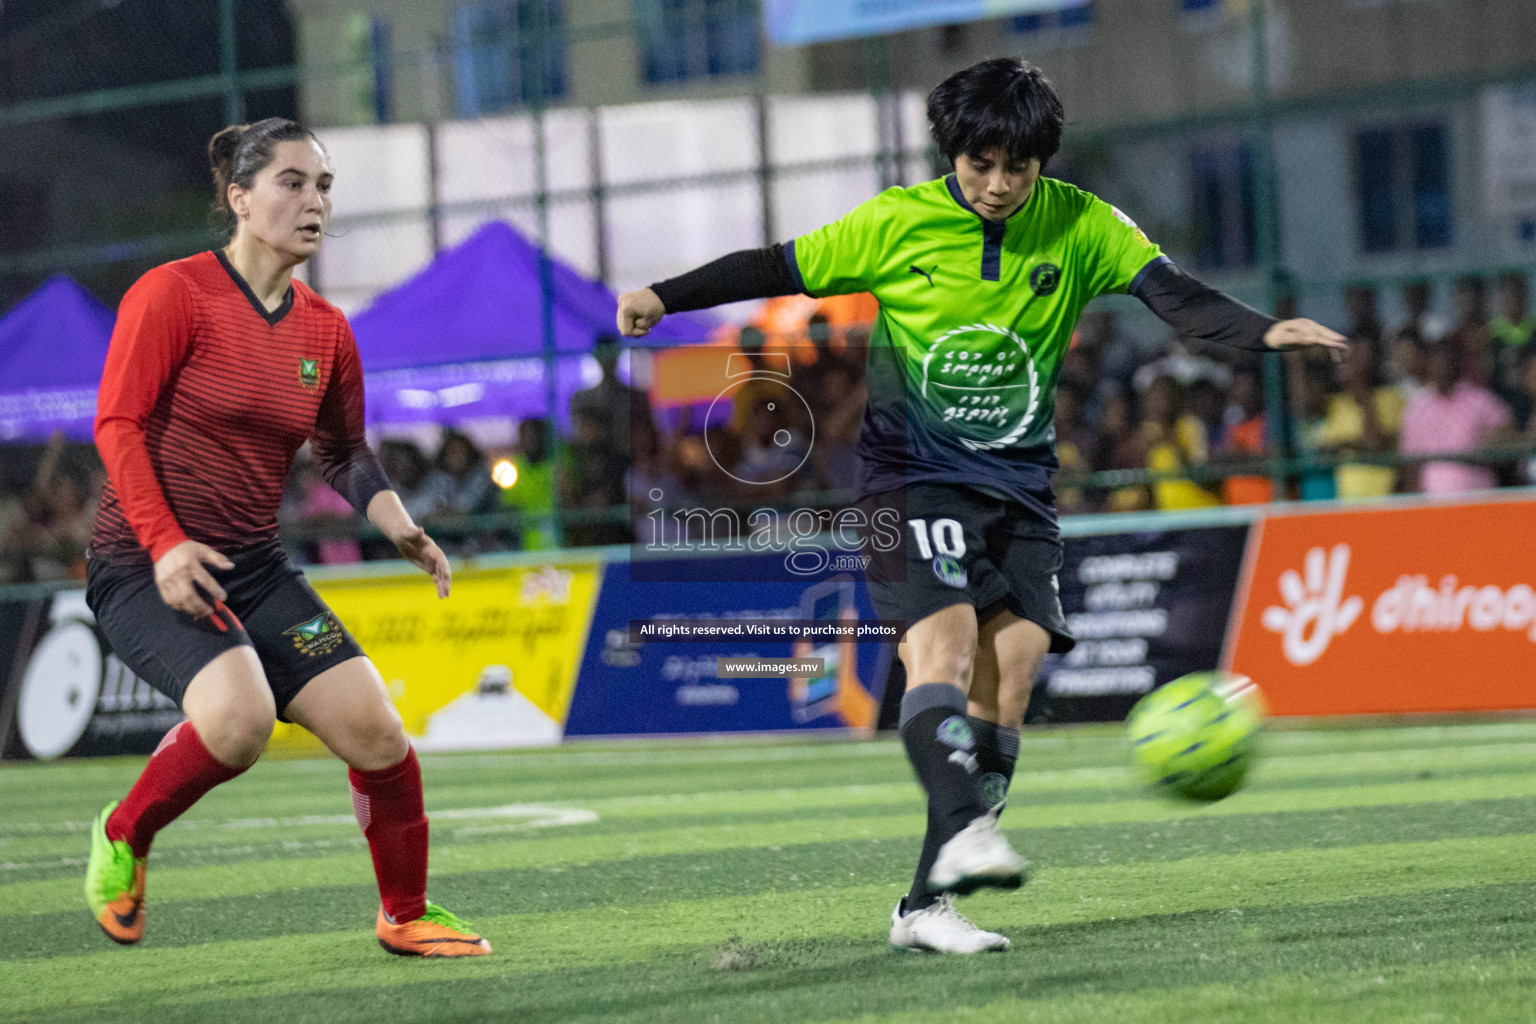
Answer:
[{"left": 919, "top": 323, "right": 1040, "bottom": 451}]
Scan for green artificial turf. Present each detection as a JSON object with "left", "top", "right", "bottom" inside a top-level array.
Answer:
[{"left": 2, "top": 721, "right": 1533, "bottom": 1023}]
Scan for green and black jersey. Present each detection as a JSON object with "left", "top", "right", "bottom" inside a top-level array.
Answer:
[{"left": 786, "top": 174, "right": 1163, "bottom": 525}]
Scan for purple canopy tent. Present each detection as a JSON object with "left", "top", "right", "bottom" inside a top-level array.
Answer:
[
  {"left": 350, "top": 221, "right": 714, "bottom": 430},
  {"left": 0, "top": 276, "right": 115, "bottom": 441}
]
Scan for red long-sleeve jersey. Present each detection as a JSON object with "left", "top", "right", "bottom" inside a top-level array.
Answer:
[{"left": 91, "top": 251, "right": 390, "bottom": 564}]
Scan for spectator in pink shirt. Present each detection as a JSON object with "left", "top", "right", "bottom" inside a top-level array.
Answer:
[{"left": 1400, "top": 343, "right": 1514, "bottom": 495}]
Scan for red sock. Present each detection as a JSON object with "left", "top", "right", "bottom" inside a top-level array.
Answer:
[
  {"left": 106, "top": 721, "right": 247, "bottom": 857},
  {"left": 349, "top": 747, "right": 428, "bottom": 923}
]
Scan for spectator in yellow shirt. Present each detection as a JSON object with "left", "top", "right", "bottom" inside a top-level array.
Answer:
[
  {"left": 1141, "top": 375, "right": 1220, "bottom": 510},
  {"left": 1313, "top": 338, "right": 1405, "bottom": 499}
]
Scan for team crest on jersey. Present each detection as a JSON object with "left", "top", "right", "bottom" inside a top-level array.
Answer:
[
  {"left": 298, "top": 357, "right": 321, "bottom": 390},
  {"left": 1029, "top": 262, "right": 1061, "bottom": 296},
  {"left": 919, "top": 323, "right": 1041, "bottom": 451},
  {"left": 284, "top": 613, "right": 345, "bottom": 657}
]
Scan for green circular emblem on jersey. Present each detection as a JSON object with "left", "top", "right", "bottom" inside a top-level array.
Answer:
[
  {"left": 1030, "top": 262, "right": 1062, "bottom": 296},
  {"left": 919, "top": 323, "right": 1041, "bottom": 452}
]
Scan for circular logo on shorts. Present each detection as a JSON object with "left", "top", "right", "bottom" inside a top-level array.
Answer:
[
  {"left": 1030, "top": 262, "right": 1061, "bottom": 296},
  {"left": 932, "top": 556, "right": 968, "bottom": 589}
]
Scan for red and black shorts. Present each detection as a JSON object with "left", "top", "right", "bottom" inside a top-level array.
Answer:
[{"left": 85, "top": 543, "right": 365, "bottom": 720}]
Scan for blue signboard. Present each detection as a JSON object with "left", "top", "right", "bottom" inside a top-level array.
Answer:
[
  {"left": 765, "top": 0, "right": 1084, "bottom": 46},
  {"left": 565, "top": 555, "right": 893, "bottom": 737}
]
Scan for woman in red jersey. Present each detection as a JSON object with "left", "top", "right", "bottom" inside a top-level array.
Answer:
[{"left": 82, "top": 118, "right": 490, "bottom": 957}]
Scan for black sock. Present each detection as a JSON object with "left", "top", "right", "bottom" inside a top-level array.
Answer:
[
  {"left": 968, "top": 716, "right": 1020, "bottom": 814},
  {"left": 900, "top": 684, "right": 987, "bottom": 911}
]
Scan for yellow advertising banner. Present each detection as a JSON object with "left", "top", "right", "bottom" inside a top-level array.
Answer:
[{"left": 267, "top": 561, "right": 602, "bottom": 755}]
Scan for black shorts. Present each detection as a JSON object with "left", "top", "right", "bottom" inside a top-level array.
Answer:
[
  {"left": 859, "top": 483, "right": 1074, "bottom": 653},
  {"left": 85, "top": 545, "right": 365, "bottom": 720}
]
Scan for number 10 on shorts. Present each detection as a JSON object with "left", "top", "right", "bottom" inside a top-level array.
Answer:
[{"left": 907, "top": 518, "right": 967, "bottom": 560}]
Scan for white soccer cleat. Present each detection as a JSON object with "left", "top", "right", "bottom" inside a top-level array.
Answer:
[
  {"left": 889, "top": 894, "right": 1010, "bottom": 954},
  {"left": 927, "top": 809, "right": 1027, "bottom": 895}
]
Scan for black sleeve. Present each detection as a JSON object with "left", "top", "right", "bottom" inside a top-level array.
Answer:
[
  {"left": 649, "top": 243, "right": 804, "bottom": 313},
  {"left": 1128, "top": 257, "right": 1277, "bottom": 352},
  {"left": 321, "top": 449, "right": 394, "bottom": 517}
]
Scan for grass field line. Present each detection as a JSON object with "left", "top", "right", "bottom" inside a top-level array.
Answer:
[
  {"left": 833, "top": 957, "right": 1536, "bottom": 1024},
  {"left": 3, "top": 832, "right": 1533, "bottom": 1015},
  {"left": 4, "top": 719, "right": 1532, "bottom": 791},
  {"left": 7, "top": 737, "right": 1536, "bottom": 839},
  {"left": 5, "top": 769, "right": 1535, "bottom": 917}
]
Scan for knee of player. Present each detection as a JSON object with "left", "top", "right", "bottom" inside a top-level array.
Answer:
[
  {"left": 904, "top": 648, "right": 978, "bottom": 689},
  {"left": 203, "top": 702, "right": 276, "bottom": 768},
  {"left": 348, "top": 703, "right": 410, "bottom": 770}
]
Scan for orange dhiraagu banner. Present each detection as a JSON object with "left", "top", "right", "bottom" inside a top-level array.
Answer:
[
  {"left": 267, "top": 562, "right": 602, "bottom": 755},
  {"left": 1226, "top": 498, "right": 1536, "bottom": 716}
]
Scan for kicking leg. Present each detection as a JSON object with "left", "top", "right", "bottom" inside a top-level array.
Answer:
[
  {"left": 284, "top": 658, "right": 490, "bottom": 957},
  {"left": 966, "top": 609, "right": 1051, "bottom": 812}
]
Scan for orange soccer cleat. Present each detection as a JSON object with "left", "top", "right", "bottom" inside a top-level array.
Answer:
[{"left": 376, "top": 902, "right": 492, "bottom": 958}]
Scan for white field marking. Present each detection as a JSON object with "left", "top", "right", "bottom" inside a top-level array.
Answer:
[
  {"left": 414, "top": 741, "right": 904, "bottom": 771},
  {"left": 7, "top": 736, "right": 1536, "bottom": 839},
  {"left": 12, "top": 736, "right": 1533, "bottom": 844},
  {"left": 6, "top": 729, "right": 1536, "bottom": 839},
  {"left": 0, "top": 805, "right": 598, "bottom": 871},
  {"left": 0, "top": 804, "right": 597, "bottom": 843},
  {"left": 213, "top": 804, "right": 597, "bottom": 831}
]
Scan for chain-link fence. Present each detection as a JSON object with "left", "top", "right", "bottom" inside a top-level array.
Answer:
[{"left": 3, "top": 1, "right": 1536, "bottom": 581}]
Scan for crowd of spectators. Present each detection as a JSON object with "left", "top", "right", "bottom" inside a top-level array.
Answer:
[{"left": 3, "top": 271, "right": 1535, "bottom": 578}]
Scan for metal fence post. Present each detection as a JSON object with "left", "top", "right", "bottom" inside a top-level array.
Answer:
[
  {"left": 1250, "top": 0, "right": 1289, "bottom": 498},
  {"left": 219, "top": 0, "right": 244, "bottom": 125}
]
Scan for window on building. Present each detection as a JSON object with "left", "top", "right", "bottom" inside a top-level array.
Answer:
[
  {"left": 1354, "top": 121, "right": 1452, "bottom": 254},
  {"left": 636, "top": 0, "right": 760, "bottom": 86},
  {"left": 1011, "top": 1, "right": 1094, "bottom": 34},
  {"left": 452, "top": 0, "right": 565, "bottom": 117},
  {"left": 1188, "top": 140, "right": 1256, "bottom": 271},
  {"left": 342, "top": 14, "right": 394, "bottom": 124}
]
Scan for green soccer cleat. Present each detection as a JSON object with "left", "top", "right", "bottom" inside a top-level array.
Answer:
[{"left": 84, "top": 801, "right": 147, "bottom": 945}]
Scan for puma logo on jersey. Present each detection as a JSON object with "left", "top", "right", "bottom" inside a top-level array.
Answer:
[{"left": 908, "top": 264, "right": 937, "bottom": 287}]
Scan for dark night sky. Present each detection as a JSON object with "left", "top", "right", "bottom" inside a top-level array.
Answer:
[{"left": 0, "top": 0, "right": 297, "bottom": 306}]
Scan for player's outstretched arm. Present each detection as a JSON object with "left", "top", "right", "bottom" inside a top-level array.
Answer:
[
  {"left": 1129, "top": 257, "right": 1345, "bottom": 354},
  {"left": 1261, "top": 318, "right": 1347, "bottom": 351},
  {"left": 615, "top": 243, "right": 804, "bottom": 337}
]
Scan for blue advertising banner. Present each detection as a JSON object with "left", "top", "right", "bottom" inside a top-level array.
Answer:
[
  {"left": 764, "top": 0, "right": 1085, "bottom": 46},
  {"left": 565, "top": 555, "right": 892, "bottom": 737}
]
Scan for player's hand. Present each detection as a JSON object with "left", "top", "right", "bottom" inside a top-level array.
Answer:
[
  {"left": 1264, "top": 318, "right": 1347, "bottom": 352},
  {"left": 154, "top": 541, "right": 233, "bottom": 619},
  {"left": 617, "top": 288, "right": 666, "bottom": 337},
  {"left": 393, "top": 525, "right": 451, "bottom": 599}
]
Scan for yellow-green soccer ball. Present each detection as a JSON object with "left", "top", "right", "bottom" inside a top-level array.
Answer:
[{"left": 1126, "top": 672, "right": 1264, "bottom": 802}]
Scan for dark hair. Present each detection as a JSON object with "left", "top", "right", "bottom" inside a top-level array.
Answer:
[
  {"left": 208, "top": 117, "right": 324, "bottom": 236},
  {"left": 926, "top": 58, "right": 1065, "bottom": 169}
]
